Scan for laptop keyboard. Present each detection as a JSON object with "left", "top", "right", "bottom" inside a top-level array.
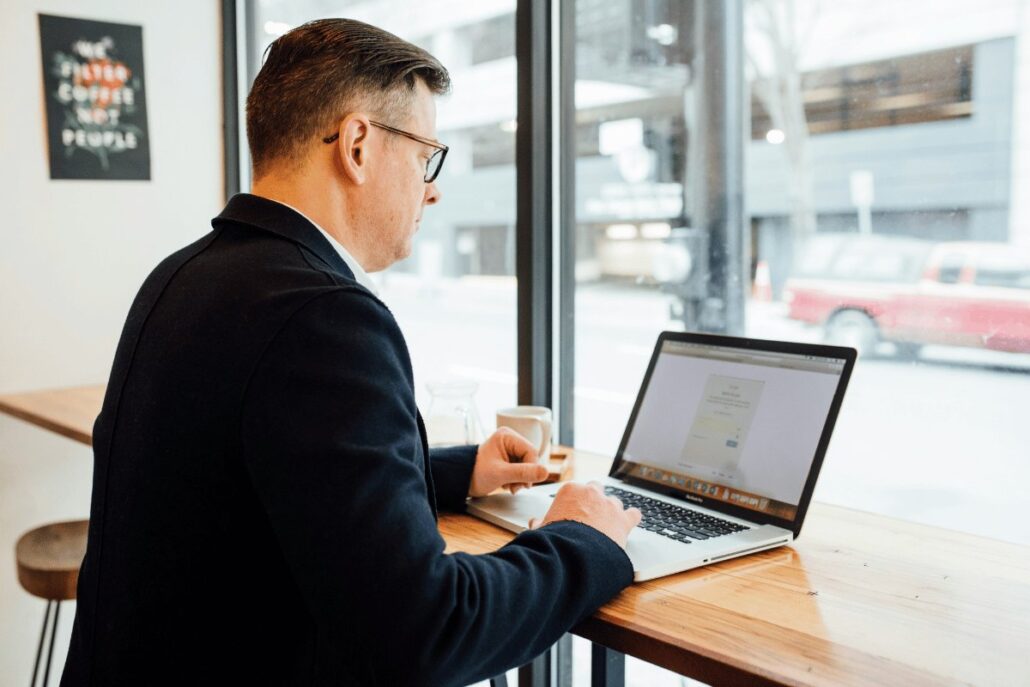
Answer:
[{"left": 603, "top": 486, "right": 749, "bottom": 544}]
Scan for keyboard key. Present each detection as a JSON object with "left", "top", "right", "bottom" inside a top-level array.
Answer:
[{"left": 603, "top": 485, "right": 748, "bottom": 543}]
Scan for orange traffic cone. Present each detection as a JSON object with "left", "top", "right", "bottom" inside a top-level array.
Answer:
[{"left": 753, "top": 260, "right": 772, "bottom": 301}]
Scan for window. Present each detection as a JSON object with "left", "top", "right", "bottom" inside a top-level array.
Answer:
[
  {"left": 463, "top": 13, "right": 516, "bottom": 65},
  {"left": 751, "top": 45, "right": 975, "bottom": 139},
  {"left": 974, "top": 266, "right": 1030, "bottom": 289},
  {"left": 247, "top": 1, "right": 518, "bottom": 448},
  {"left": 936, "top": 254, "right": 966, "bottom": 284},
  {"left": 969, "top": 246, "right": 1030, "bottom": 289},
  {"left": 470, "top": 123, "right": 516, "bottom": 169},
  {"left": 570, "top": 0, "right": 1030, "bottom": 562}
]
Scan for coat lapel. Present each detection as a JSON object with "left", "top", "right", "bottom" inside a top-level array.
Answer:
[{"left": 212, "top": 193, "right": 355, "bottom": 281}]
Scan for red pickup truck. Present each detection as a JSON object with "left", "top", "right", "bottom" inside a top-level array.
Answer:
[{"left": 782, "top": 235, "right": 1030, "bottom": 357}]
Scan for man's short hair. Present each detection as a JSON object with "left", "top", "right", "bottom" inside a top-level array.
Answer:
[{"left": 246, "top": 18, "right": 451, "bottom": 179}]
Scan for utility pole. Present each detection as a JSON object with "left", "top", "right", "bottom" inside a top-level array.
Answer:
[{"left": 690, "top": 0, "right": 747, "bottom": 335}]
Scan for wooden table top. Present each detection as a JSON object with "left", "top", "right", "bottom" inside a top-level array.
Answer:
[
  {"left": 3, "top": 384, "right": 1029, "bottom": 685},
  {"left": 0, "top": 384, "right": 104, "bottom": 446}
]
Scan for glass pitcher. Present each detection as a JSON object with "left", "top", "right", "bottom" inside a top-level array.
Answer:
[{"left": 424, "top": 380, "right": 484, "bottom": 447}]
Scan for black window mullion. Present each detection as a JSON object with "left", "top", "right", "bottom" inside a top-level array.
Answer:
[
  {"left": 221, "top": 0, "right": 240, "bottom": 200},
  {"left": 516, "top": 0, "right": 554, "bottom": 409},
  {"left": 557, "top": 0, "right": 576, "bottom": 446}
]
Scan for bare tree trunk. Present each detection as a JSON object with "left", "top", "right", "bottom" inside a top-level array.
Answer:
[{"left": 748, "top": 0, "right": 817, "bottom": 271}]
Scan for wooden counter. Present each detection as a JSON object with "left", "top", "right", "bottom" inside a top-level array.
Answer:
[{"left": 3, "top": 385, "right": 1028, "bottom": 685}]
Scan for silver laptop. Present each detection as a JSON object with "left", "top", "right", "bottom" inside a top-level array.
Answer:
[{"left": 468, "top": 331, "right": 856, "bottom": 581}]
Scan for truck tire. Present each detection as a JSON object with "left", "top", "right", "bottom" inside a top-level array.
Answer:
[
  {"left": 892, "top": 342, "right": 923, "bottom": 360},
  {"left": 825, "top": 309, "right": 879, "bottom": 357}
]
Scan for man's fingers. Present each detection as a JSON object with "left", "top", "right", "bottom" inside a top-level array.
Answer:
[
  {"left": 499, "top": 428, "right": 539, "bottom": 463},
  {"left": 507, "top": 462, "right": 549, "bottom": 485},
  {"left": 528, "top": 517, "right": 540, "bottom": 529},
  {"left": 625, "top": 506, "right": 642, "bottom": 527}
]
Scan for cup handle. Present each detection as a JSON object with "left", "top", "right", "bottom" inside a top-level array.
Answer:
[{"left": 533, "top": 417, "right": 551, "bottom": 461}]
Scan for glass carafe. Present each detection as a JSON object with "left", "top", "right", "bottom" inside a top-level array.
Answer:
[{"left": 425, "top": 380, "right": 484, "bottom": 447}]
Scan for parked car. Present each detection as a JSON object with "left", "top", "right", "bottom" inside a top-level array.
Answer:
[{"left": 783, "top": 234, "right": 1030, "bottom": 356}]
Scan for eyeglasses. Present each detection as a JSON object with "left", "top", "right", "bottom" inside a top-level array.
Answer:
[{"left": 322, "top": 120, "right": 449, "bottom": 183}]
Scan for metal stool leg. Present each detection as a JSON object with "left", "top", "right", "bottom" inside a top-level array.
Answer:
[
  {"left": 30, "top": 601, "right": 53, "bottom": 687},
  {"left": 42, "top": 601, "right": 61, "bottom": 687}
]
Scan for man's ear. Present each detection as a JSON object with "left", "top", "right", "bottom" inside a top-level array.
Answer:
[{"left": 333, "top": 113, "right": 371, "bottom": 185}]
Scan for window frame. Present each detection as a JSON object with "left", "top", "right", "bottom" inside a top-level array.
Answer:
[{"left": 221, "top": 0, "right": 748, "bottom": 449}]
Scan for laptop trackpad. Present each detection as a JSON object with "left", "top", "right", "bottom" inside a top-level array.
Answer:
[{"left": 466, "top": 490, "right": 558, "bottom": 534}]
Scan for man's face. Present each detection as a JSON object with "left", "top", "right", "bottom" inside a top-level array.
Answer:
[{"left": 362, "top": 81, "right": 441, "bottom": 272}]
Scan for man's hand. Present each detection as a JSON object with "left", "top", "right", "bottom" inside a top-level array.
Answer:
[
  {"left": 528, "top": 482, "right": 641, "bottom": 549},
  {"left": 468, "top": 427, "right": 550, "bottom": 498}
]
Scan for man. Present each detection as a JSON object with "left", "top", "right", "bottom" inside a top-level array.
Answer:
[{"left": 62, "top": 18, "right": 639, "bottom": 686}]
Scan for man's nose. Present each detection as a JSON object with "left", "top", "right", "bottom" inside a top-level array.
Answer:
[{"left": 424, "top": 181, "right": 441, "bottom": 205}]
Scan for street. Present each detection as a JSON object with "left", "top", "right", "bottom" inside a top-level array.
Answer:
[{"left": 380, "top": 274, "right": 1030, "bottom": 547}]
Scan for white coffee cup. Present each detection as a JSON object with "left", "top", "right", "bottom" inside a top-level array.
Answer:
[{"left": 496, "top": 406, "right": 553, "bottom": 462}]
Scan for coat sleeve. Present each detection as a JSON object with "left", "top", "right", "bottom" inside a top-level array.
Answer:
[
  {"left": 240, "top": 289, "right": 633, "bottom": 686},
  {"left": 428, "top": 445, "right": 477, "bottom": 511}
]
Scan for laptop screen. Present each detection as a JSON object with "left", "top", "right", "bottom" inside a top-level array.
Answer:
[{"left": 611, "top": 337, "right": 849, "bottom": 524}]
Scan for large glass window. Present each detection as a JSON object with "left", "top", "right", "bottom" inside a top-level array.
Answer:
[
  {"left": 242, "top": 2, "right": 1030, "bottom": 684},
  {"left": 572, "top": 0, "right": 1030, "bottom": 556},
  {"left": 248, "top": 0, "right": 518, "bottom": 446}
]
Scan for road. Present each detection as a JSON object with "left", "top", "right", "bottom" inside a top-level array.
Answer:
[{"left": 379, "top": 274, "right": 1030, "bottom": 547}]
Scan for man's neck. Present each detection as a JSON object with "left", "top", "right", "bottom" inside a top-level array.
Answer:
[{"left": 250, "top": 172, "right": 369, "bottom": 268}]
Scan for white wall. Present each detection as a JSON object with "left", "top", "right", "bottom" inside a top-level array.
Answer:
[{"left": 0, "top": 0, "right": 223, "bottom": 681}]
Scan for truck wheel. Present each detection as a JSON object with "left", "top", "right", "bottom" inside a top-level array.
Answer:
[
  {"left": 893, "top": 342, "right": 923, "bottom": 360},
  {"left": 825, "top": 310, "right": 879, "bottom": 357}
]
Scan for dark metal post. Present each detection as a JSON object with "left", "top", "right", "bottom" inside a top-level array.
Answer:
[
  {"left": 590, "top": 643, "right": 625, "bottom": 687},
  {"left": 516, "top": 0, "right": 553, "bottom": 409},
  {"left": 515, "top": 633, "right": 571, "bottom": 687},
  {"left": 221, "top": 0, "right": 240, "bottom": 199},
  {"left": 554, "top": 633, "right": 572, "bottom": 687},
  {"left": 692, "top": 0, "right": 747, "bottom": 335},
  {"left": 519, "top": 650, "right": 552, "bottom": 687},
  {"left": 516, "top": 6, "right": 575, "bottom": 677},
  {"left": 223, "top": 0, "right": 259, "bottom": 197},
  {"left": 557, "top": 0, "right": 576, "bottom": 447}
]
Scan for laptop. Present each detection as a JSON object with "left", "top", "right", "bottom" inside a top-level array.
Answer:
[{"left": 467, "top": 331, "right": 857, "bottom": 581}]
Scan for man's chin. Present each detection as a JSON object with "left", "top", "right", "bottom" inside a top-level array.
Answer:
[{"left": 395, "top": 241, "right": 414, "bottom": 265}]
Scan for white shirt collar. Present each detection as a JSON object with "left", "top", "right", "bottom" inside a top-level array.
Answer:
[{"left": 273, "top": 200, "right": 379, "bottom": 296}]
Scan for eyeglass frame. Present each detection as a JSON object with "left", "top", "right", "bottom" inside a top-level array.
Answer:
[{"left": 322, "top": 119, "right": 449, "bottom": 183}]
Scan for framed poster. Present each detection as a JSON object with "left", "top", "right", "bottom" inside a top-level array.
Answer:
[{"left": 38, "top": 14, "right": 151, "bottom": 180}]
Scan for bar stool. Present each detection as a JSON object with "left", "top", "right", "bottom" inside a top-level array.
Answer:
[{"left": 15, "top": 520, "right": 88, "bottom": 687}]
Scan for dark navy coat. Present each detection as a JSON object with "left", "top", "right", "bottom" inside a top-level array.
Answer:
[{"left": 61, "top": 194, "right": 632, "bottom": 686}]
